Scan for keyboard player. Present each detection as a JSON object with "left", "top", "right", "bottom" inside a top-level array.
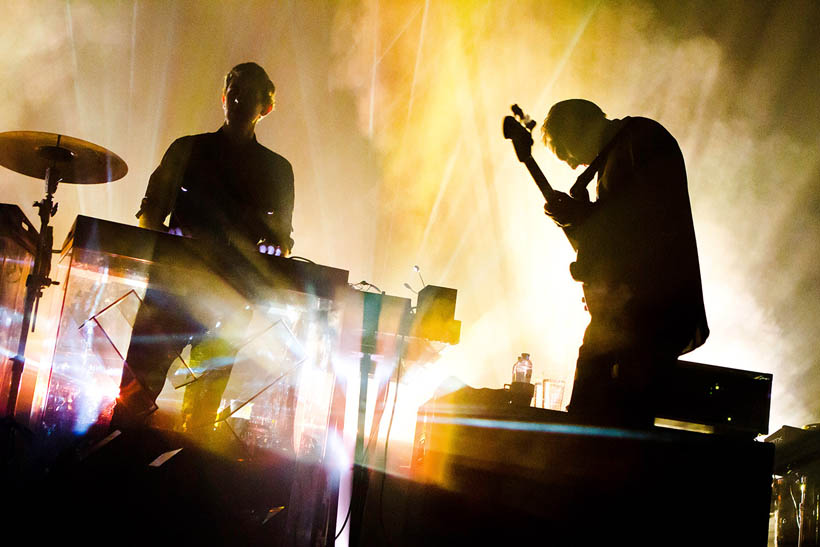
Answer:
[{"left": 111, "top": 62, "right": 295, "bottom": 433}]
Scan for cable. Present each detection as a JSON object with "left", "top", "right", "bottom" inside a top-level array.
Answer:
[
  {"left": 287, "top": 255, "right": 315, "bottom": 264},
  {"left": 378, "top": 358, "right": 402, "bottom": 545},
  {"left": 334, "top": 397, "right": 385, "bottom": 540},
  {"left": 350, "top": 280, "right": 383, "bottom": 294},
  {"left": 335, "top": 499, "right": 353, "bottom": 540},
  {"left": 790, "top": 476, "right": 802, "bottom": 530}
]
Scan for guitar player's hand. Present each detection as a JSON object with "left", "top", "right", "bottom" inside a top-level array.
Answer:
[{"left": 544, "top": 191, "right": 588, "bottom": 227}]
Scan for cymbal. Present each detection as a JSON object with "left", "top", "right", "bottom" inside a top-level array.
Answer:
[{"left": 0, "top": 131, "right": 128, "bottom": 184}]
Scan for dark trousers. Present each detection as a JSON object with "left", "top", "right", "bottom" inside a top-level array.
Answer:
[
  {"left": 112, "top": 285, "right": 250, "bottom": 430},
  {"left": 566, "top": 315, "right": 679, "bottom": 429}
]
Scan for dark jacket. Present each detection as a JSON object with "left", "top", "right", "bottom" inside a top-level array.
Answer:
[
  {"left": 138, "top": 127, "right": 295, "bottom": 253},
  {"left": 555, "top": 117, "right": 708, "bottom": 355}
]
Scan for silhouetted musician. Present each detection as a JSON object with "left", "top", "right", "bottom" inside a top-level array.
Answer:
[
  {"left": 111, "top": 62, "right": 294, "bottom": 432},
  {"left": 511, "top": 99, "right": 709, "bottom": 428}
]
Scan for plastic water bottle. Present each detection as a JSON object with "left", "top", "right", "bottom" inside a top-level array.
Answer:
[{"left": 512, "top": 353, "right": 533, "bottom": 384}]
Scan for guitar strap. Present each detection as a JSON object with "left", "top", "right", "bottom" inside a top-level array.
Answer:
[{"left": 570, "top": 117, "right": 633, "bottom": 202}]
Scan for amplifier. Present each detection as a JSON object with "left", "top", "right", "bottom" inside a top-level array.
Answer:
[
  {"left": 655, "top": 360, "right": 772, "bottom": 437},
  {"left": 411, "top": 285, "right": 461, "bottom": 345},
  {"left": 765, "top": 425, "right": 820, "bottom": 474}
]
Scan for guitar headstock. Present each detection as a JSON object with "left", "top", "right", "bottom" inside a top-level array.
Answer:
[{"left": 503, "top": 104, "right": 537, "bottom": 162}]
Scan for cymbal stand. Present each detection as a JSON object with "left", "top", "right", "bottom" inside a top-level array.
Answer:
[{"left": 5, "top": 160, "right": 62, "bottom": 418}]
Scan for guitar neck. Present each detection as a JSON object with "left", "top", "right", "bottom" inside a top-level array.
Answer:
[{"left": 522, "top": 157, "right": 555, "bottom": 202}]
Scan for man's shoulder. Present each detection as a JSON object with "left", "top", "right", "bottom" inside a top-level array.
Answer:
[
  {"left": 254, "top": 142, "right": 293, "bottom": 174},
  {"left": 618, "top": 116, "right": 679, "bottom": 157},
  {"left": 625, "top": 116, "right": 671, "bottom": 136},
  {"left": 165, "top": 132, "right": 216, "bottom": 153},
  {"left": 625, "top": 116, "right": 678, "bottom": 143}
]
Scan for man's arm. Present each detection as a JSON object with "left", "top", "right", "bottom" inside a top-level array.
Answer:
[
  {"left": 136, "top": 139, "right": 188, "bottom": 231},
  {"left": 260, "top": 158, "right": 294, "bottom": 255}
]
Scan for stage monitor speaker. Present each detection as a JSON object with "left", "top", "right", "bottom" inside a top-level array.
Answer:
[
  {"left": 656, "top": 360, "right": 772, "bottom": 437},
  {"left": 412, "top": 285, "right": 461, "bottom": 345}
]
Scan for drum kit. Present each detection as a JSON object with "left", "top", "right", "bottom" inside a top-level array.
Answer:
[{"left": 0, "top": 130, "right": 128, "bottom": 417}]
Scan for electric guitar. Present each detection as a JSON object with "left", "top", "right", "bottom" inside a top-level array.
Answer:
[
  {"left": 503, "top": 104, "right": 594, "bottom": 250},
  {"left": 503, "top": 105, "right": 560, "bottom": 203},
  {"left": 503, "top": 104, "right": 623, "bottom": 318}
]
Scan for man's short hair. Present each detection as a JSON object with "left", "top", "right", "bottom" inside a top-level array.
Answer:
[
  {"left": 224, "top": 62, "right": 276, "bottom": 111},
  {"left": 542, "top": 99, "right": 606, "bottom": 145}
]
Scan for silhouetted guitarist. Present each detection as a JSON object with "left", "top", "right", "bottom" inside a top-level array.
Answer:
[{"left": 505, "top": 99, "right": 708, "bottom": 428}]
